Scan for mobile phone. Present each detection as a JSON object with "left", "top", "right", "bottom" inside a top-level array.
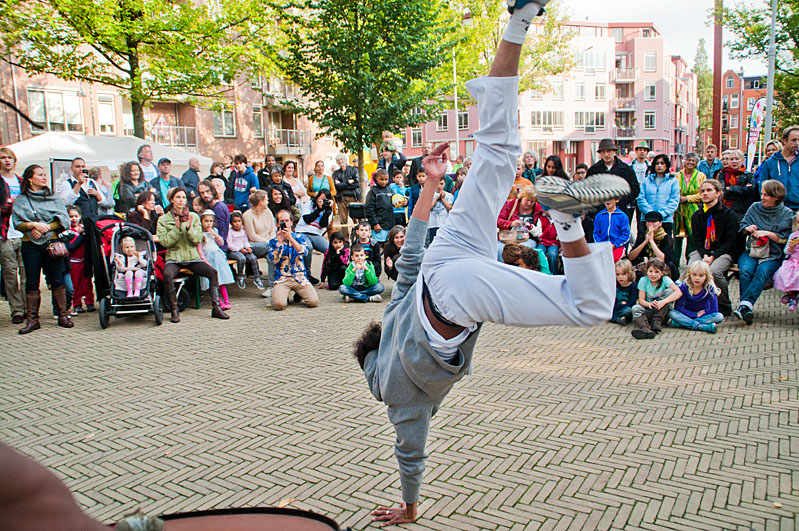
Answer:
[{"left": 279, "top": 221, "right": 287, "bottom": 230}]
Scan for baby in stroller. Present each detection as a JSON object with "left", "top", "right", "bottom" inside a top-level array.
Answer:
[{"left": 114, "top": 236, "right": 149, "bottom": 298}]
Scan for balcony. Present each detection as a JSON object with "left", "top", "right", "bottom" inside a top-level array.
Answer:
[
  {"left": 613, "top": 97, "right": 639, "bottom": 111},
  {"left": 614, "top": 126, "right": 638, "bottom": 139},
  {"left": 611, "top": 68, "right": 638, "bottom": 83},
  {"left": 673, "top": 143, "right": 686, "bottom": 155},
  {"left": 674, "top": 122, "right": 687, "bottom": 133},
  {"left": 266, "top": 128, "right": 312, "bottom": 155},
  {"left": 123, "top": 126, "right": 198, "bottom": 152}
]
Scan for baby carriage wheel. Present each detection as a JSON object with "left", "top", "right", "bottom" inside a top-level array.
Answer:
[
  {"left": 153, "top": 294, "right": 163, "bottom": 326},
  {"left": 98, "top": 297, "right": 110, "bottom": 329}
]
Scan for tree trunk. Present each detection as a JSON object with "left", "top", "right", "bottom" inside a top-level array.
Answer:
[
  {"left": 128, "top": 50, "right": 146, "bottom": 139},
  {"left": 356, "top": 110, "right": 367, "bottom": 200}
]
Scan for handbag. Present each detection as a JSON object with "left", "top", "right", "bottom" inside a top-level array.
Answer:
[
  {"left": 499, "top": 198, "right": 531, "bottom": 244},
  {"left": 748, "top": 235, "right": 769, "bottom": 259}
]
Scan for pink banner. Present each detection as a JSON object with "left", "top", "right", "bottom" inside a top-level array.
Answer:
[{"left": 746, "top": 97, "right": 766, "bottom": 172}]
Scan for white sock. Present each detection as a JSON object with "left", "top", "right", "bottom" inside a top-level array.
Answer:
[
  {"left": 548, "top": 209, "right": 585, "bottom": 243},
  {"left": 502, "top": 2, "right": 542, "bottom": 45}
]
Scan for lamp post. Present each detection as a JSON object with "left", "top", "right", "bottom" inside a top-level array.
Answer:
[
  {"left": 763, "top": 0, "right": 777, "bottom": 142},
  {"left": 452, "top": 8, "right": 472, "bottom": 161}
]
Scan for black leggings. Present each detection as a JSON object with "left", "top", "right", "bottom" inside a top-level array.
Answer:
[{"left": 163, "top": 261, "right": 218, "bottom": 292}]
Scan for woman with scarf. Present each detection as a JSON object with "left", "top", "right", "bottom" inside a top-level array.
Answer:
[
  {"left": 673, "top": 152, "right": 706, "bottom": 263},
  {"left": 12, "top": 164, "right": 73, "bottom": 333},
  {"left": 714, "top": 149, "right": 757, "bottom": 221},
  {"left": 688, "top": 179, "right": 739, "bottom": 316},
  {"left": 156, "top": 186, "right": 229, "bottom": 323},
  {"left": 734, "top": 179, "right": 794, "bottom": 325},
  {"left": 521, "top": 151, "right": 542, "bottom": 182}
]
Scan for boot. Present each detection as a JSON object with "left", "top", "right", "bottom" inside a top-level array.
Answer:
[
  {"left": 651, "top": 306, "right": 669, "bottom": 334},
  {"left": 53, "top": 286, "right": 74, "bottom": 328},
  {"left": 210, "top": 289, "right": 229, "bottom": 320},
  {"left": 167, "top": 290, "right": 180, "bottom": 323},
  {"left": 631, "top": 314, "right": 655, "bottom": 339},
  {"left": 18, "top": 290, "right": 41, "bottom": 335}
]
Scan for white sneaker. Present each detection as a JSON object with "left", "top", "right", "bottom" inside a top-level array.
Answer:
[
  {"left": 261, "top": 288, "right": 272, "bottom": 298},
  {"left": 369, "top": 294, "right": 383, "bottom": 302},
  {"left": 344, "top": 295, "right": 352, "bottom": 302},
  {"left": 535, "top": 174, "right": 630, "bottom": 214}
]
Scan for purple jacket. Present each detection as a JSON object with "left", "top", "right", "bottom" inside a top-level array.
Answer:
[{"left": 673, "top": 283, "right": 717, "bottom": 318}]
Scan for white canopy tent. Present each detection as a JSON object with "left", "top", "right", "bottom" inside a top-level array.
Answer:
[{"left": 6, "top": 133, "right": 211, "bottom": 188}]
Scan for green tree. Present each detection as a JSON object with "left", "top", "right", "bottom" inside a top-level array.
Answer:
[
  {"left": 724, "top": 0, "right": 799, "bottom": 132},
  {"left": 276, "top": 0, "right": 458, "bottom": 190},
  {"left": 693, "top": 38, "right": 713, "bottom": 150},
  {"left": 0, "top": 0, "right": 276, "bottom": 138},
  {"left": 454, "top": 0, "right": 574, "bottom": 96}
]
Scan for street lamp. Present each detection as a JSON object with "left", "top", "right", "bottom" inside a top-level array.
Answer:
[{"left": 453, "top": 8, "right": 473, "bottom": 161}]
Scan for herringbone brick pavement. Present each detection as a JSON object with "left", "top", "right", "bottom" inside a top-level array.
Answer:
[{"left": 1, "top": 269, "right": 797, "bottom": 530}]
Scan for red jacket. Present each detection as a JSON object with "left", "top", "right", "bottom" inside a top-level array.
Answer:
[{"left": 496, "top": 199, "right": 559, "bottom": 247}]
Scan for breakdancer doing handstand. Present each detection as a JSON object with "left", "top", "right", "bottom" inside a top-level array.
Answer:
[{"left": 355, "top": 0, "right": 630, "bottom": 525}]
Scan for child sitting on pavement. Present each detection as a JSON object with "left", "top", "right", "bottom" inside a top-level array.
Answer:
[
  {"left": 320, "top": 231, "right": 350, "bottom": 290},
  {"left": 669, "top": 260, "right": 723, "bottom": 333},
  {"left": 612, "top": 258, "right": 637, "bottom": 325},
  {"left": 631, "top": 257, "right": 682, "bottom": 339},
  {"left": 339, "top": 244, "right": 385, "bottom": 303},
  {"left": 226, "top": 211, "right": 264, "bottom": 290},
  {"left": 352, "top": 221, "right": 382, "bottom": 277}
]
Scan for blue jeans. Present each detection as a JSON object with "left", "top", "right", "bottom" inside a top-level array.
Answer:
[
  {"left": 738, "top": 254, "right": 782, "bottom": 309},
  {"left": 339, "top": 282, "right": 384, "bottom": 302},
  {"left": 611, "top": 306, "right": 633, "bottom": 323},
  {"left": 537, "top": 243, "right": 560, "bottom": 275},
  {"left": 668, "top": 310, "right": 724, "bottom": 329},
  {"left": 302, "top": 233, "right": 329, "bottom": 275}
]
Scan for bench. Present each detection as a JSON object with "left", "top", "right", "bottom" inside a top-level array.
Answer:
[{"left": 177, "top": 260, "right": 239, "bottom": 309}]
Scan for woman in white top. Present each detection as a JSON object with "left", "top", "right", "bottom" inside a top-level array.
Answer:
[
  {"left": 242, "top": 190, "right": 277, "bottom": 296},
  {"left": 283, "top": 161, "right": 309, "bottom": 210}
]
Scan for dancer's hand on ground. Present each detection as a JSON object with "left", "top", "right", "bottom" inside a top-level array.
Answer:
[
  {"left": 371, "top": 502, "right": 417, "bottom": 526},
  {"left": 422, "top": 142, "right": 449, "bottom": 184}
]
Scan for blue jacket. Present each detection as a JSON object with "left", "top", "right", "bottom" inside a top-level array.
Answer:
[
  {"left": 593, "top": 208, "right": 631, "bottom": 248},
  {"left": 637, "top": 173, "right": 680, "bottom": 224},
  {"left": 147, "top": 175, "right": 182, "bottom": 208},
  {"left": 758, "top": 151, "right": 799, "bottom": 210},
  {"left": 232, "top": 166, "right": 259, "bottom": 211},
  {"left": 698, "top": 159, "right": 722, "bottom": 179}
]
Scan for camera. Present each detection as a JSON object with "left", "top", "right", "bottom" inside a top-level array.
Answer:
[
  {"left": 279, "top": 221, "right": 287, "bottom": 230},
  {"left": 323, "top": 199, "right": 332, "bottom": 209}
]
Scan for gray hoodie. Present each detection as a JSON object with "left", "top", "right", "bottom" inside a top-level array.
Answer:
[{"left": 363, "top": 216, "right": 481, "bottom": 504}]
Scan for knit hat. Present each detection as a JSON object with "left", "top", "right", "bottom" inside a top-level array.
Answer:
[
  {"left": 597, "top": 138, "right": 618, "bottom": 152},
  {"left": 643, "top": 211, "right": 663, "bottom": 222},
  {"left": 635, "top": 141, "right": 650, "bottom": 151}
]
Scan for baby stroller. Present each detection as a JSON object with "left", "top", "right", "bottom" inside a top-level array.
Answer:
[{"left": 94, "top": 221, "right": 163, "bottom": 328}]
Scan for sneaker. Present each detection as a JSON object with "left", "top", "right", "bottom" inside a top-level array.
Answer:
[
  {"left": 237, "top": 277, "right": 246, "bottom": 289},
  {"left": 741, "top": 307, "right": 754, "bottom": 325},
  {"left": 261, "top": 288, "right": 272, "bottom": 298},
  {"left": 780, "top": 295, "right": 791, "bottom": 305},
  {"left": 732, "top": 307, "right": 744, "bottom": 320},
  {"left": 789, "top": 299, "right": 797, "bottom": 312},
  {"left": 507, "top": 0, "right": 547, "bottom": 14},
  {"left": 617, "top": 315, "right": 630, "bottom": 326},
  {"left": 535, "top": 174, "right": 631, "bottom": 215},
  {"left": 699, "top": 323, "right": 717, "bottom": 334},
  {"left": 343, "top": 295, "right": 353, "bottom": 303},
  {"left": 69, "top": 307, "right": 79, "bottom": 317},
  {"left": 85, "top": 304, "right": 96, "bottom": 312},
  {"left": 253, "top": 277, "right": 265, "bottom": 290},
  {"left": 75, "top": 306, "right": 85, "bottom": 314},
  {"left": 369, "top": 294, "right": 383, "bottom": 303}
]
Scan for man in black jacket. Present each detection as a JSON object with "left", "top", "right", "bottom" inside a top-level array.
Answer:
[
  {"left": 408, "top": 143, "right": 433, "bottom": 187},
  {"left": 689, "top": 179, "right": 739, "bottom": 315},
  {"left": 587, "top": 138, "right": 639, "bottom": 222},
  {"left": 332, "top": 153, "right": 361, "bottom": 239}
]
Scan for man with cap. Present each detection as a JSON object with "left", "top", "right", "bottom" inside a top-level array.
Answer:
[
  {"left": 377, "top": 142, "right": 407, "bottom": 180},
  {"left": 587, "top": 138, "right": 639, "bottom": 222},
  {"left": 147, "top": 157, "right": 181, "bottom": 210},
  {"left": 631, "top": 141, "right": 651, "bottom": 185},
  {"left": 628, "top": 210, "right": 678, "bottom": 278}
]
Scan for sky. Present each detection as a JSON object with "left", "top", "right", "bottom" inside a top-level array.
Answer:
[{"left": 564, "top": 0, "right": 767, "bottom": 76}]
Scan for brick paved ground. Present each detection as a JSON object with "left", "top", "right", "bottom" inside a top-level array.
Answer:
[{"left": 1, "top": 267, "right": 797, "bottom": 530}]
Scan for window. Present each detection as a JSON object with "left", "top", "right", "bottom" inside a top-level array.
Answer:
[
  {"left": 725, "top": 76, "right": 734, "bottom": 89},
  {"left": 723, "top": 95, "right": 728, "bottom": 107},
  {"left": 253, "top": 106, "right": 263, "bottom": 138},
  {"left": 580, "top": 51, "right": 607, "bottom": 72},
  {"left": 594, "top": 84, "right": 606, "bottom": 101},
  {"left": 530, "top": 89, "right": 543, "bottom": 100},
  {"left": 574, "top": 111, "right": 605, "bottom": 130},
  {"left": 527, "top": 141, "right": 546, "bottom": 158},
  {"left": 747, "top": 97, "right": 756, "bottom": 111},
  {"left": 436, "top": 113, "right": 448, "bottom": 132},
  {"left": 752, "top": 79, "right": 761, "bottom": 89},
  {"left": 644, "top": 111, "right": 656, "bottom": 130},
  {"left": 553, "top": 81, "right": 564, "bottom": 100},
  {"left": 250, "top": 76, "right": 261, "bottom": 89},
  {"left": 464, "top": 140, "right": 474, "bottom": 157},
  {"left": 730, "top": 115, "right": 738, "bottom": 129},
  {"left": 644, "top": 52, "right": 657, "bottom": 72},
  {"left": 213, "top": 109, "right": 236, "bottom": 137},
  {"left": 644, "top": 83, "right": 656, "bottom": 101},
  {"left": 730, "top": 94, "right": 739, "bottom": 108},
  {"left": 612, "top": 28, "right": 623, "bottom": 43},
  {"left": 642, "top": 28, "right": 651, "bottom": 38},
  {"left": 97, "top": 94, "right": 115, "bottom": 134},
  {"left": 458, "top": 111, "right": 469, "bottom": 131},
  {"left": 531, "top": 111, "right": 564, "bottom": 129},
  {"left": 411, "top": 127, "right": 422, "bottom": 148},
  {"left": 27, "top": 89, "right": 83, "bottom": 133},
  {"left": 730, "top": 135, "right": 738, "bottom": 148},
  {"left": 722, "top": 116, "right": 728, "bottom": 130},
  {"left": 574, "top": 83, "right": 585, "bottom": 100}
]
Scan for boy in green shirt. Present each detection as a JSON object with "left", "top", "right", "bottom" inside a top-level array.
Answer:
[{"left": 339, "top": 245, "right": 385, "bottom": 302}]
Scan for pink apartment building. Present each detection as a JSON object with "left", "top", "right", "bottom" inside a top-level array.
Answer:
[{"left": 401, "top": 21, "right": 698, "bottom": 173}]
